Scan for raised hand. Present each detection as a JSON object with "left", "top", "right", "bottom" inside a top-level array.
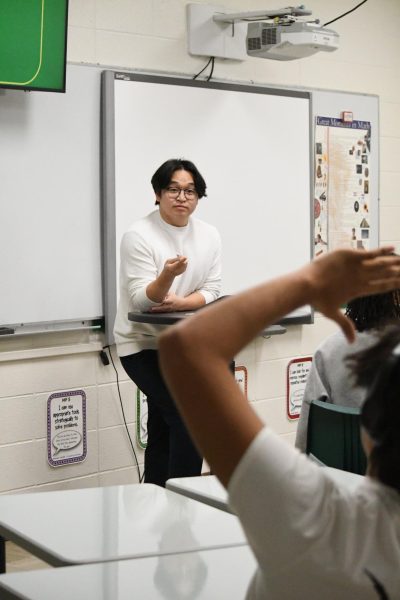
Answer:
[{"left": 306, "top": 247, "right": 400, "bottom": 341}]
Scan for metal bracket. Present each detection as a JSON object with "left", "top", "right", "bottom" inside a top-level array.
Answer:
[{"left": 186, "top": 3, "right": 247, "bottom": 60}]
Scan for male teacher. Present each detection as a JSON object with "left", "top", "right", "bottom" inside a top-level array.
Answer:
[{"left": 114, "top": 158, "right": 221, "bottom": 487}]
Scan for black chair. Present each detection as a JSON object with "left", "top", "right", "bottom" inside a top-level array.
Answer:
[{"left": 306, "top": 397, "right": 367, "bottom": 475}]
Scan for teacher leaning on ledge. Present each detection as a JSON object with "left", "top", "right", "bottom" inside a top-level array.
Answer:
[{"left": 113, "top": 158, "right": 221, "bottom": 487}]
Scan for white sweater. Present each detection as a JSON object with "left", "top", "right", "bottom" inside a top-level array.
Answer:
[{"left": 114, "top": 210, "right": 222, "bottom": 356}]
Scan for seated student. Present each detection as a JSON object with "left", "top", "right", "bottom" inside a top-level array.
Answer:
[
  {"left": 295, "top": 289, "right": 400, "bottom": 452},
  {"left": 158, "top": 247, "right": 400, "bottom": 600}
]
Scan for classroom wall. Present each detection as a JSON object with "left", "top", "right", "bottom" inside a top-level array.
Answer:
[{"left": 1, "top": 0, "right": 399, "bottom": 494}]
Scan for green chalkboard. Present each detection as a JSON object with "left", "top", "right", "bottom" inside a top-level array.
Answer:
[{"left": 0, "top": 0, "right": 68, "bottom": 92}]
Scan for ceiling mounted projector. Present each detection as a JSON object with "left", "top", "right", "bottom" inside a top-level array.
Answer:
[
  {"left": 187, "top": 4, "right": 339, "bottom": 61},
  {"left": 246, "top": 21, "right": 339, "bottom": 60}
]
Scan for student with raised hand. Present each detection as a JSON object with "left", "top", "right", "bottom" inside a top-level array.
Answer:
[
  {"left": 295, "top": 288, "right": 400, "bottom": 452},
  {"left": 114, "top": 158, "right": 221, "bottom": 487},
  {"left": 158, "top": 247, "right": 400, "bottom": 600}
]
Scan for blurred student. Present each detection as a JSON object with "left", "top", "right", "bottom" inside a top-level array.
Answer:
[
  {"left": 159, "top": 247, "right": 400, "bottom": 599},
  {"left": 295, "top": 288, "right": 400, "bottom": 451}
]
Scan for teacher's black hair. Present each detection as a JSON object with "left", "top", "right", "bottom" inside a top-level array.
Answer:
[{"left": 151, "top": 158, "right": 207, "bottom": 204}]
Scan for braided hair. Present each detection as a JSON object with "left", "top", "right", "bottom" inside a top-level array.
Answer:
[
  {"left": 345, "top": 289, "right": 400, "bottom": 332},
  {"left": 348, "top": 324, "right": 400, "bottom": 492}
]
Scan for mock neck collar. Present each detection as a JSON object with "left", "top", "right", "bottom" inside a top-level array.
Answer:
[{"left": 156, "top": 209, "right": 191, "bottom": 232}]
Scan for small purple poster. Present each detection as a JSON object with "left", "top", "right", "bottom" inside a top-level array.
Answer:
[{"left": 47, "top": 390, "right": 87, "bottom": 467}]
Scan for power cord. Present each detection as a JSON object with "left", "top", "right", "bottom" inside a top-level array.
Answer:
[
  {"left": 193, "top": 56, "right": 215, "bottom": 81},
  {"left": 364, "top": 569, "right": 389, "bottom": 600},
  {"left": 101, "top": 346, "right": 144, "bottom": 483},
  {"left": 206, "top": 57, "right": 215, "bottom": 82},
  {"left": 323, "top": 0, "right": 368, "bottom": 27}
]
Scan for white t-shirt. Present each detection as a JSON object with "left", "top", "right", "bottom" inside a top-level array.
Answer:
[
  {"left": 114, "top": 210, "right": 222, "bottom": 356},
  {"left": 228, "top": 427, "right": 400, "bottom": 599}
]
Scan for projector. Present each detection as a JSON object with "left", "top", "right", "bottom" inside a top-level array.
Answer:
[{"left": 247, "top": 21, "right": 339, "bottom": 61}]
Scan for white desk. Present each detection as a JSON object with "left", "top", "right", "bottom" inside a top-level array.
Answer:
[
  {"left": 0, "top": 484, "right": 246, "bottom": 569},
  {"left": 0, "top": 545, "right": 256, "bottom": 600},
  {"left": 167, "top": 475, "right": 231, "bottom": 514},
  {"left": 167, "top": 467, "right": 365, "bottom": 515}
]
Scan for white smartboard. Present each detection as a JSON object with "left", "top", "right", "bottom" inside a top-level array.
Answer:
[
  {"left": 102, "top": 72, "right": 313, "bottom": 344},
  {"left": 0, "top": 64, "right": 103, "bottom": 332}
]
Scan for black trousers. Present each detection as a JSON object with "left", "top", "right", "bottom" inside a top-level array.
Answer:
[{"left": 120, "top": 350, "right": 202, "bottom": 487}]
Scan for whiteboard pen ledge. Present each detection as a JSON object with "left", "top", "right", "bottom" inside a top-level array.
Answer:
[{"left": 0, "top": 341, "right": 103, "bottom": 363}]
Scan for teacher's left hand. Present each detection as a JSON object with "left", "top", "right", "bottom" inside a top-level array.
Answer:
[{"left": 150, "top": 293, "right": 186, "bottom": 313}]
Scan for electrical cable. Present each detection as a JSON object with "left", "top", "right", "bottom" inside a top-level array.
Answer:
[
  {"left": 206, "top": 57, "right": 215, "bottom": 82},
  {"left": 364, "top": 569, "right": 389, "bottom": 600},
  {"left": 323, "top": 0, "right": 368, "bottom": 27},
  {"left": 192, "top": 56, "right": 214, "bottom": 80},
  {"left": 103, "top": 345, "right": 144, "bottom": 483}
]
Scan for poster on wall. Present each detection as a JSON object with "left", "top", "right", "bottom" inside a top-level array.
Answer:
[
  {"left": 47, "top": 390, "right": 87, "bottom": 467},
  {"left": 314, "top": 116, "right": 372, "bottom": 256},
  {"left": 286, "top": 357, "right": 312, "bottom": 420}
]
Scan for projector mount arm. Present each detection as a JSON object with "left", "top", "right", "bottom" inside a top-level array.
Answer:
[
  {"left": 212, "top": 5, "right": 312, "bottom": 24},
  {"left": 212, "top": 5, "right": 316, "bottom": 36}
]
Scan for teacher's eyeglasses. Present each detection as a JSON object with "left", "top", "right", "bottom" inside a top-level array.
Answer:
[{"left": 165, "top": 187, "right": 198, "bottom": 201}]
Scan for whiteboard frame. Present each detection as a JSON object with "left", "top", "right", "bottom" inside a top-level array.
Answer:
[{"left": 102, "top": 70, "right": 314, "bottom": 345}]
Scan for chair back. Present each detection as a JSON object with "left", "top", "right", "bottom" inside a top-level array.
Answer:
[{"left": 306, "top": 397, "right": 367, "bottom": 475}]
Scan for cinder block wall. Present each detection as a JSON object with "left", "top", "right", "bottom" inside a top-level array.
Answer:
[{"left": 1, "top": 0, "right": 399, "bottom": 493}]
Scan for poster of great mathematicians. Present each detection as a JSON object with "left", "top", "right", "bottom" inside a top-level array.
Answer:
[{"left": 314, "top": 116, "right": 372, "bottom": 257}]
